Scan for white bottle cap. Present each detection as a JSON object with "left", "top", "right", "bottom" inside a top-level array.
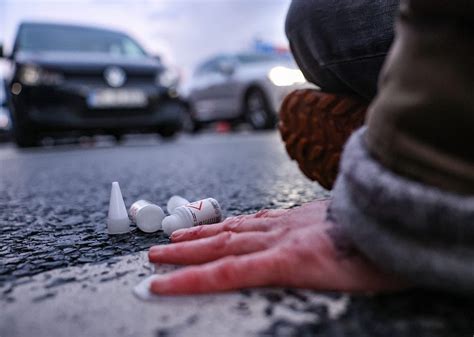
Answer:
[
  {"left": 162, "top": 214, "right": 190, "bottom": 235},
  {"left": 136, "top": 204, "right": 165, "bottom": 233},
  {"left": 166, "top": 195, "right": 190, "bottom": 214},
  {"left": 107, "top": 182, "right": 130, "bottom": 234}
]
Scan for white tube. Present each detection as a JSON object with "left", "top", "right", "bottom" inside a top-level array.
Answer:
[
  {"left": 166, "top": 195, "right": 190, "bottom": 214},
  {"left": 162, "top": 198, "right": 223, "bottom": 235},
  {"left": 129, "top": 200, "right": 165, "bottom": 233}
]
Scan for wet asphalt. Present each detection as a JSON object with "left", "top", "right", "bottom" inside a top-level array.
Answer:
[
  {"left": 0, "top": 132, "right": 326, "bottom": 284},
  {"left": 1, "top": 131, "right": 473, "bottom": 337}
]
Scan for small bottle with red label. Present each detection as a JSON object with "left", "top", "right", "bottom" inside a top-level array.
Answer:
[{"left": 162, "top": 198, "right": 223, "bottom": 235}]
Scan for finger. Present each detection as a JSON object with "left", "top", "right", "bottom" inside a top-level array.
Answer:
[
  {"left": 171, "top": 216, "right": 275, "bottom": 242},
  {"left": 149, "top": 231, "right": 277, "bottom": 265},
  {"left": 252, "top": 209, "right": 288, "bottom": 218},
  {"left": 150, "top": 250, "right": 284, "bottom": 295}
]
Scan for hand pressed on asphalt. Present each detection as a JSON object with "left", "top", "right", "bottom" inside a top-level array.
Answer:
[
  {"left": 148, "top": 200, "right": 405, "bottom": 295},
  {"left": 171, "top": 199, "right": 331, "bottom": 242}
]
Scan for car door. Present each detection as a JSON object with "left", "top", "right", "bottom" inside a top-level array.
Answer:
[
  {"left": 189, "top": 58, "right": 226, "bottom": 121},
  {"left": 207, "top": 55, "right": 242, "bottom": 119},
  {"left": 189, "top": 56, "right": 241, "bottom": 121}
]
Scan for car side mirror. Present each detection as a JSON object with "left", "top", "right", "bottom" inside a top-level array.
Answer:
[{"left": 218, "top": 61, "right": 236, "bottom": 76}]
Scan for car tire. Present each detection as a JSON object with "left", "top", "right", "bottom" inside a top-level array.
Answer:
[
  {"left": 13, "top": 120, "right": 39, "bottom": 148},
  {"left": 157, "top": 100, "right": 187, "bottom": 139},
  {"left": 244, "top": 88, "right": 276, "bottom": 130},
  {"left": 112, "top": 133, "right": 123, "bottom": 143},
  {"left": 181, "top": 103, "right": 204, "bottom": 134},
  {"left": 181, "top": 112, "right": 200, "bottom": 134},
  {"left": 190, "top": 120, "right": 205, "bottom": 134},
  {"left": 158, "top": 127, "right": 178, "bottom": 139}
]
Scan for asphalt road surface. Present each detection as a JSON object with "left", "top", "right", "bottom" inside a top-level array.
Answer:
[{"left": 1, "top": 132, "right": 473, "bottom": 337}]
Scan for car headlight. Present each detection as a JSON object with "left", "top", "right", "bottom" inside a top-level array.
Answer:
[
  {"left": 156, "top": 68, "right": 180, "bottom": 88},
  {"left": 0, "top": 110, "right": 10, "bottom": 129},
  {"left": 20, "top": 65, "right": 41, "bottom": 85},
  {"left": 268, "top": 66, "right": 306, "bottom": 87},
  {"left": 19, "top": 65, "right": 64, "bottom": 86}
]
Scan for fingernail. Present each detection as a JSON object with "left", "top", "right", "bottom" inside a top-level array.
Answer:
[
  {"left": 150, "top": 276, "right": 170, "bottom": 293},
  {"left": 149, "top": 276, "right": 161, "bottom": 292},
  {"left": 172, "top": 228, "right": 187, "bottom": 236},
  {"left": 148, "top": 247, "right": 162, "bottom": 260},
  {"left": 170, "top": 229, "right": 186, "bottom": 240},
  {"left": 149, "top": 246, "right": 161, "bottom": 253}
]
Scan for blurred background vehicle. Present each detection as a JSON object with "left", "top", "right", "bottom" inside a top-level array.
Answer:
[
  {"left": 0, "top": 73, "right": 12, "bottom": 141},
  {"left": 1, "top": 22, "right": 186, "bottom": 147},
  {"left": 184, "top": 51, "right": 316, "bottom": 131}
]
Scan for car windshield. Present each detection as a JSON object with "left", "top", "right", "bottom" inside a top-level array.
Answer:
[
  {"left": 17, "top": 24, "right": 147, "bottom": 57},
  {"left": 236, "top": 53, "right": 291, "bottom": 64},
  {"left": 0, "top": 78, "right": 4, "bottom": 103}
]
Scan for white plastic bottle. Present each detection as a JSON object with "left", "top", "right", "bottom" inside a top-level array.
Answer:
[
  {"left": 162, "top": 198, "right": 223, "bottom": 235},
  {"left": 129, "top": 200, "right": 166, "bottom": 233},
  {"left": 166, "top": 195, "right": 190, "bottom": 214}
]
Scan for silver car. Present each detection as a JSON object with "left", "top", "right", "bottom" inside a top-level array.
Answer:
[{"left": 186, "top": 53, "right": 316, "bottom": 130}]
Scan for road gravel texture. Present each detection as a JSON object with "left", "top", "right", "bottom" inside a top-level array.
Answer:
[
  {"left": 1, "top": 132, "right": 473, "bottom": 337},
  {"left": 0, "top": 133, "right": 323, "bottom": 284}
]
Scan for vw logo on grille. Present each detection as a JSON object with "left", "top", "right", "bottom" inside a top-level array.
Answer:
[{"left": 104, "top": 66, "right": 126, "bottom": 88}]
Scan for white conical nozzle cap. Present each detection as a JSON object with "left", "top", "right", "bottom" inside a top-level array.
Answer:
[
  {"left": 167, "top": 195, "right": 190, "bottom": 214},
  {"left": 107, "top": 182, "right": 130, "bottom": 234},
  {"left": 162, "top": 214, "right": 189, "bottom": 235}
]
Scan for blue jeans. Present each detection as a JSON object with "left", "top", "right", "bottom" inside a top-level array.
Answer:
[{"left": 286, "top": 0, "right": 399, "bottom": 100}]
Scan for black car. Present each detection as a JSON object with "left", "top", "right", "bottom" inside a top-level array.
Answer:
[
  {"left": 0, "top": 22, "right": 185, "bottom": 147},
  {"left": 0, "top": 76, "right": 12, "bottom": 141}
]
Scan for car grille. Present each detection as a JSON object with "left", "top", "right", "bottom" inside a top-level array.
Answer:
[{"left": 63, "top": 72, "right": 155, "bottom": 87}]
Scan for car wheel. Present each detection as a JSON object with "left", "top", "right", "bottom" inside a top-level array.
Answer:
[
  {"left": 181, "top": 111, "right": 200, "bottom": 134},
  {"left": 189, "top": 120, "right": 205, "bottom": 134},
  {"left": 13, "top": 120, "right": 39, "bottom": 148},
  {"left": 181, "top": 103, "right": 204, "bottom": 134},
  {"left": 112, "top": 133, "right": 123, "bottom": 143},
  {"left": 245, "top": 88, "right": 276, "bottom": 130},
  {"left": 158, "top": 127, "right": 178, "bottom": 139}
]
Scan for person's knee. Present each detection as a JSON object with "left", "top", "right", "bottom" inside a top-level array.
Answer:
[
  {"left": 285, "top": 0, "right": 355, "bottom": 94},
  {"left": 285, "top": 0, "right": 326, "bottom": 39},
  {"left": 285, "top": 1, "right": 327, "bottom": 88},
  {"left": 285, "top": 0, "right": 398, "bottom": 97}
]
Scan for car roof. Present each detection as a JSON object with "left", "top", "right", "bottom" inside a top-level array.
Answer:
[{"left": 19, "top": 21, "right": 127, "bottom": 36}]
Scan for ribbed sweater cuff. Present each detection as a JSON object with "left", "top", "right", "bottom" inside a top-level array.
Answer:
[{"left": 330, "top": 127, "right": 474, "bottom": 293}]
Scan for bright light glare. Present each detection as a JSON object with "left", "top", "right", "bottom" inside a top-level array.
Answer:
[
  {"left": 0, "top": 111, "right": 10, "bottom": 129},
  {"left": 20, "top": 66, "right": 41, "bottom": 85},
  {"left": 268, "top": 66, "right": 306, "bottom": 87},
  {"left": 20, "top": 65, "right": 64, "bottom": 86}
]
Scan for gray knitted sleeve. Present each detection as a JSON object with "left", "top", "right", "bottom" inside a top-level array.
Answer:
[{"left": 330, "top": 127, "right": 474, "bottom": 293}]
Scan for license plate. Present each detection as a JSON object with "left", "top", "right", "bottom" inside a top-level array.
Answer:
[{"left": 87, "top": 89, "right": 148, "bottom": 108}]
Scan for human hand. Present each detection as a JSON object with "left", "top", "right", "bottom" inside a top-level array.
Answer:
[
  {"left": 148, "top": 200, "right": 405, "bottom": 295},
  {"left": 171, "top": 199, "right": 331, "bottom": 243}
]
